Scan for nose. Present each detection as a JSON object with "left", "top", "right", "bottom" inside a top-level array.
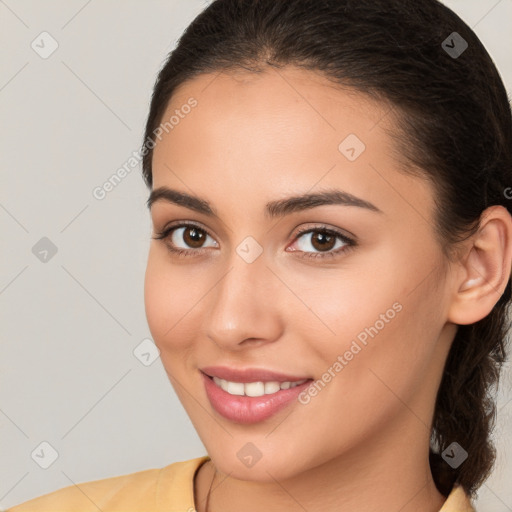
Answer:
[{"left": 205, "top": 250, "right": 284, "bottom": 351}]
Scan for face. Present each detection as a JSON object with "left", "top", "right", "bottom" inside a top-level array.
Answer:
[{"left": 144, "top": 66, "right": 457, "bottom": 482}]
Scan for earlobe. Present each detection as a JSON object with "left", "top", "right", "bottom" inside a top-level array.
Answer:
[{"left": 447, "top": 205, "right": 512, "bottom": 326}]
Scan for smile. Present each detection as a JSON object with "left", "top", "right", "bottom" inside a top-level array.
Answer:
[
  {"left": 212, "top": 376, "right": 309, "bottom": 397},
  {"left": 201, "top": 372, "right": 314, "bottom": 424}
]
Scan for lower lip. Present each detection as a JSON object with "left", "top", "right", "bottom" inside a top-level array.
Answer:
[{"left": 201, "top": 372, "right": 313, "bottom": 424}]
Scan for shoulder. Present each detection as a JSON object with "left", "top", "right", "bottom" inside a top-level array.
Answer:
[
  {"left": 5, "top": 455, "right": 210, "bottom": 512},
  {"left": 439, "top": 484, "right": 477, "bottom": 512}
]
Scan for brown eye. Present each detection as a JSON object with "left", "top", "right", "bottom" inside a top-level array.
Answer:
[
  {"left": 289, "top": 226, "right": 355, "bottom": 260},
  {"left": 182, "top": 226, "right": 207, "bottom": 248},
  {"left": 152, "top": 222, "right": 218, "bottom": 257},
  {"left": 309, "top": 231, "right": 337, "bottom": 252}
]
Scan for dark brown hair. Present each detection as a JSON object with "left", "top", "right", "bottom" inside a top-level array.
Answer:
[{"left": 140, "top": 0, "right": 512, "bottom": 498}]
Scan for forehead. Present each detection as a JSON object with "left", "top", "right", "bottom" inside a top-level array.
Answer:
[
  {"left": 167, "top": 66, "right": 385, "bottom": 130},
  {"left": 150, "top": 66, "right": 434, "bottom": 226},
  {"left": 153, "top": 66, "right": 392, "bottom": 175}
]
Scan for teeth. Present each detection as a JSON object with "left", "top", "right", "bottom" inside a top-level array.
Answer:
[
  {"left": 264, "top": 381, "right": 281, "bottom": 394},
  {"left": 212, "top": 376, "right": 308, "bottom": 397},
  {"left": 226, "top": 381, "right": 245, "bottom": 396}
]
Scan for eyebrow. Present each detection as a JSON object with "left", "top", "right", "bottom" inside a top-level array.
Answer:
[{"left": 146, "top": 186, "right": 383, "bottom": 218}]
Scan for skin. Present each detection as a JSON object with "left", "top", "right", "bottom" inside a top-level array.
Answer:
[{"left": 144, "top": 66, "right": 512, "bottom": 512}]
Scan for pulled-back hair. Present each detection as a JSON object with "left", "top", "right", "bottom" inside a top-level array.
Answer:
[{"left": 141, "top": 0, "right": 512, "bottom": 497}]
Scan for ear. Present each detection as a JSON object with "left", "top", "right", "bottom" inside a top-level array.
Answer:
[{"left": 448, "top": 205, "right": 512, "bottom": 326}]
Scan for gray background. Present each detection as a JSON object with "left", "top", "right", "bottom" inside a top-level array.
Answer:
[{"left": 1, "top": 1, "right": 511, "bottom": 510}]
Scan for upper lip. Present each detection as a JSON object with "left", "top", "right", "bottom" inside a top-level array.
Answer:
[{"left": 200, "top": 366, "right": 312, "bottom": 383}]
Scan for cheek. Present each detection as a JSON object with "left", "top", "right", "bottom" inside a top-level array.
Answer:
[
  {"left": 326, "top": 282, "right": 443, "bottom": 428},
  {"left": 144, "top": 246, "right": 199, "bottom": 350},
  {"left": 144, "top": 251, "right": 170, "bottom": 342},
  {"left": 290, "top": 263, "right": 401, "bottom": 356},
  {"left": 302, "top": 244, "right": 443, "bottom": 394},
  {"left": 295, "top": 299, "right": 438, "bottom": 457},
  {"left": 144, "top": 252, "right": 202, "bottom": 388}
]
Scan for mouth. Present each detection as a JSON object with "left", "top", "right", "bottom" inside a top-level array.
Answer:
[
  {"left": 207, "top": 374, "right": 310, "bottom": 397},
  {"left": 200, "top": 365, "right": 312, "bottom": 384},
  {"left": 200, "top": 367, "right": 314, "bottom": 424}
]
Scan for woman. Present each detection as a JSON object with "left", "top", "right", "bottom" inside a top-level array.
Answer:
[{"left": 8, "top": 0, "right": 512, "bottom": 510}]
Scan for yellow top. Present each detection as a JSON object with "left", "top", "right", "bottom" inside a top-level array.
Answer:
[{"left": 5, "top": 455, "right": 476, "bottom": 512}]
